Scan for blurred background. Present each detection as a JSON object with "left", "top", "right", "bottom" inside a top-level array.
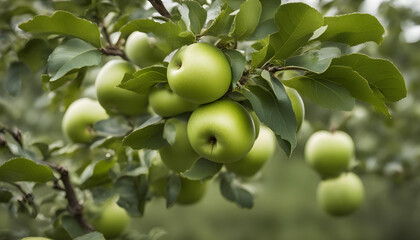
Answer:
[{"left": 1, "top": 0, "right": 420, "bottom": 239}]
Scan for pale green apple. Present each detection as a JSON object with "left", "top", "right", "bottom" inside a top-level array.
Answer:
[
  {"left": 225, "top": 125, "right": 276, "bottom": 177},
  {"left": 91, "top": 201, "right": 130, "bottom": 239},
  {"left": 285, "top": 87, "right": 305, "bottom": 131},
  {"left": 61, "top": 98, "right": 108, "bottom": 143},
  {"left": 22, "top": 238, "right": 53, "bottom": 240},
  {"left": 159, "top": 118, "right": 200, "bottom": 172},
  {"left": 187, "top": 100, "right": 255, "bottom": 163},
  {"left": 167, "top": 42, "right": 232, "bottom": 104},
  {"left": 95, "top": 60, "right": 148, "bottom": 116},
  {"left": 305, "top": 130, "right": 354, "bottom": 177},
  {"left": 149, "top": 84, "right": 198, "bottom": 117},
  {"left": 317, "top": 172, "right": 364, "bottom": 216},
  {"left": 125, "top": 31, "right": 168, "bottom": 68}
]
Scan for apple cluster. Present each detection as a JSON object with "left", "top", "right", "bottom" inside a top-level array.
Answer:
[{"left": 305, "top": 130, "right": 364, "bottom": 216}]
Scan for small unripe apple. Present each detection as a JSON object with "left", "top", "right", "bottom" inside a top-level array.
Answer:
[
  {"left": 95, "top": 60, "right": 148, "bottom": 116},
  {"left": 187, "top": 100, "right": 255, "bottom": 163},
  {"left": 317, "top": 172, "right": 364, "bottom": 216},
  {"left": 305, "top": 130, "right": 354, "bottom": 177},
  {"left": 149, "top": 84, "right": 198, "bottom": 117},
  {"left": 167, "top": 42, "right": 232, "bottom": 104},
  {"left": 91, "top": 201, "right": 130, "bottom": 239},
  {"left": 159, "top": 118, "right": 200, "bottom": 172},
  {"left": 125, "top": 31, "right": 168, "bottom": 68},
  {"left": 225, "top": 125, "right": 276, "bottom": 177},
  {"left": 285, "top": 87, "right": 305, "bottom": 131},
  {"left": 61, "top": 98, "right": 108, "bottom": 143}
]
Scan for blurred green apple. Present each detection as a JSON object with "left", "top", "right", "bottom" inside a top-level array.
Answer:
[
  {"left": 285, "top": 87, "right": 305, "bottom": 131},
  {"left": 61, "top": 98, "right": 108, "bottom": 143},
  {"left": 91, "top": 201, "right": 130, "bottom": 239},
  {"left": 149, "top": 83, "right": 198, "bottom": 117},
  {"left": 160, "top": 118, "right": 200, "bottom": 172},
  {"left": 167, "top": 42, "right": 231, "bottom": 104},
  {"left": 125, "top": 31, "right": 168, "bottom": 68},
  {"left": 305, "top": 130, "right": 354, "bottom": 177},
  {"left": 95, "top": 60, "right": 148, "bottom": 116},
  {"left": 225, "top": 125, "right": 276, "bottom": 177},
  {"left": 187, "top": 100, "right": 255, "bottom": 163},
  {"left": 317, "top": 172, "right": 364, "bottom": 216}
]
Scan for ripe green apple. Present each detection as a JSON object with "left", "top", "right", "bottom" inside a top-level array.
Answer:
[
  {"left": 61, "top": 98, "right": 108, "bottom": 143},
  {"left": 149, "top": 83, "right": 198, "bottom": 117},
  {"left": 125, "top": 31, "right": 168, "bottom": 68},
  {"left": 225, "top": 125, "right": 276, "bottom": 177},
  {"left": 305, "top": 130, "right": 354, "bottom": 178},
  {"left": 22, "top": 238, "right": 53, "bottom": 240},
  {"left": 187, "top": 100, "right": 255, "bottom": 163},
  {"left": 285, "top": 87, "right": 305, "bottom": 131},
  {"left": 167, "top": 42, "right": 232, "bottom": 104},
  {"left": 91, "top": 201, "right": 130, "bottom": 239},
  {"left": 317, "top": 172, "right": 364, "bottom": 216},
  {"left": 159, "top": 118, "right": 200, "bottom": 172},
  {"left": 95, "top": 60, "right": 148, "bottom": 116}
]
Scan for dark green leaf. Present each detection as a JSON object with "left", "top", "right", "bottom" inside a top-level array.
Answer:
[
  {"left": 118, "top": 66, "right": 167, "bottom": 95},
  {"left": 179, "top": 1, "right": 207, "bottom": 34},
  {"left": 19, "top": 11, "right": 101, "bottom": 48},
  {"left": 182, "top": 158, "right": 223, "bottom": 181},
  {"left": 73, "top": 232, "right": 105, "bottom": 240},
  {"left": 318, "top": 13, "right": 385, "bottom": 46},
  {"left": 5, "top": 62, "right": 30, "bottom": 96},
  {"left": 230, "top": 0, "right": 262, "bottom": 40},
  {"left": 220, "top": 173, "right": 253, "bottom": 208},
  {"left": 224, "top": 49, "right": 246, "bottom": 87},
  {"left": 116, "top": 175, "right": 148, "bottom": 217},
  {"left": 203, "top": 3, "right": 234, "bottom": 36},
  {"left": 224, "top": 0, "right": 246, "bottom": 9},
  {"left": 47, "top": 38, "right": 100, "bottom": 82},
  {"left": 0, "top": 158, "right": 54, "bottom": 183},
  {"left": 61, "top": 215, "right": 85, "bottom": 238},
  {"left": 248, "top": 18, "right": 277, "bottom": 41},
  {"left": 166, "top": 174, "right": 181, "bottom": 208},
  {"left": 80, "top": 159, "right": 116, "bottom": 189},
  {"left": 18, "top": 38, "right": 53, "bottom": 72},
  {"left": 123, "top": 116, "right": 168, "bottom": 150},
  {"left": 251, "top": 40, "right": 275, "bottom": 69},
  {"left": 285, "top": 47, "right": 341, "bottom": 73},
  {"left": 0, "top": 189, "right": 13, "bottom": 202},
  {"left": 93, "top": 116, "right": 132, "bottom": 137},
  {"left": 331, "top": 53, "right": 407, "bottom": 102}
]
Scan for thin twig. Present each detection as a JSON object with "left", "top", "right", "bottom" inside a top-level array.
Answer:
[
  {"left": 100, "top": 47, "right": 129, "bottom": 61},
  {"left": 148, "top": 0, "right": 171, "bottom": 18},
  {"left": 267, "top": 66, "right": 309, "bottom": 73}
]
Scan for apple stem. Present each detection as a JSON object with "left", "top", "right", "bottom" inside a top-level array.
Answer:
[{"left": 209, "top": 137, "right": 217, "bottom": 154}]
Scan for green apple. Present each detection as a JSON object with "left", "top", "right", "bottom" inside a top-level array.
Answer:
[
  {"left": 159, "top": 118, "right": 200, "bottom": 172},
  {"left": 305, "top": 130, "right": 354, "bottom": 177},
  {"left": 225, "top": 125, "right": 276, "bottom": 177},
  {"left": 91, "top": 201, "right": 130, "bottom": 239},
  {"left": 125, "top": 31, "right": 168, "bottom": 68},
  {"left": 187, "top": 100, "right": 255, "bottom": 163},
  {"left": 22, "top": 238, "right": 53, "bottom": 240},
  {"left": 317, "top": 172, "right": 364, "bottom": 216},
  {"left": 167, "top": 42, "right": 232, "bottom": 104},
  {"left": 285, "top": 87, "right": 305, "bottom": 131},
  {"left": 61, "top": 98, "right": 108, "bottom": 143},
  {"left": 95, "top": 59, "right": 148, "bottom": 116},
  {"left": 176, "top": 177, "right": 207, "bottom": 205},
  {"left": 149, "top": 83, "right": 198, "bottom": 117},
  {"left": 248, "top": 109, "right": 260, "bottom": 138}
]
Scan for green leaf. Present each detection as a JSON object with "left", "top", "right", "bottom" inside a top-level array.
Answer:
[
  {"left": 0, "top": 158, "right": 54, "bottom": 183},
  {"left": 283, "top": 75, "right": 355, "bottom": 111},
  {"left": 119, "top": 19, "right": 195, "bottom": 50},
  {"left": 251, "top": 40, "right": 275, "bottom": 69},
  {"left": 47, "top": 38, "right": 100, "bottom": 82},
  {"left": 80, "top": 159, "right": 116, "bottom": 189},
  {"left": 182, "top": 158, "right": 223, "bottom": 180},
  {"left": 116, "top": 175, "right": 148, "bottom": 217},
  {"left": 203, "top": 3, "right": 234, "bottom": 36},
  {"left": 259, "top": 0, "right": 282, "bottom": 24},
  {"left": 224, "top": 49, "right": 246, "bottom": 87},
  {"left": 331, "top": 53, "right": 407, "bottom": 102},
  {"left": 163, "top": 120, "right": 176, "bottom": 145},
  {"left": 118, "top": 66, "right": 167, "bottom": 95},
  {"left": 285, "top": 47, "right": 341, "bottom": 74},
  {"left": 19, "top": 11, "right": 101, "bottom": 48},
  {"left": 248, "top": 18, "right": 277, "bottom": 41},
  {"left": 123, "top": 116, "right": 168, "bottom": 150},
  {"left": 0, "top": 189, "right": 13, "bottom": 203},
  {"left": 93, "top": 116, "right": 132, "bottom": 137},
  {"left": 179, "top": 1, "right": 207, "bottom": 34},
  {"left": 270, "top": 3, "right": 323, "bottom": 60},
  {"left": 74, "top": 232, "right": 105, "bottom": 240},
  {"left": 318, "top": 13, "right": 385, "bottom": 46},
  {"left": 166, "top": 173, "right": 181, "bottom": 208},
  {"left": 224, "top": 0, "right": 246, "bottom": 10},
  {"left": 220, "top": 173, "right": 253, "bottom": 208},
  {"left": 5, "top": 62, "right": 30, "bottom": 96},
  {"left": 61, "top": 215, "right": 85, "bottom": 238},
  {"left": 18, "top": 38, "right": 54, "bottom": 72},
  {"left": 230, "top": 0, "right": 262, "bottom": 40}
]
